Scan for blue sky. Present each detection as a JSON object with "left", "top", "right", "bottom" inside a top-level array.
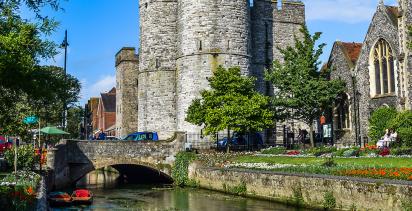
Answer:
[{"left": 35, "top": 0, "right": 397, "bottom": 104}]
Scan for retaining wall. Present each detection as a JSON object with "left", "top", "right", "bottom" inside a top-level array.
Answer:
[{"left": 188, "top": 163, "right": 412, "bottom": 210}]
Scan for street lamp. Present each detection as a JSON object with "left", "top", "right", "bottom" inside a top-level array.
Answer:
[{"left": 61, "top": 30, "right": 69, "bottom": 129}]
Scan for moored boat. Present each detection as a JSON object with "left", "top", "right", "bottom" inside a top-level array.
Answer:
[
  {"left": 48, "top": 192, "right": 72, "bottom": 206},
  {"left": 71, "top": 189, "right": 93, "bottom": 205}
]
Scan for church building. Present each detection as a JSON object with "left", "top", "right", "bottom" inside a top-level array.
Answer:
[{"left": 328, "top": 0, "right": 412, "bottom": 146}]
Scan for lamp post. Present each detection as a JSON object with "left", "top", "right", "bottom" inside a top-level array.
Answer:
[{"left": 61, "top": 30, "right": 69, "bottom": 129}]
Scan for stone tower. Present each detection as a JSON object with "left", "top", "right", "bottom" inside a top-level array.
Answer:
[
  {"left": 116, "top": 0, "right": 306, "bottom": 140},
  {"left": 115, "top": 47, "right": 139, "bottom": 137},
  {"left": 398, "top": 0, "right": 412, "bottom": 109},
  {"left": 138, "top": 0, "right": 178, "bottom": 139},
  {"left": 176, "top": 0, "right": 251, "bottom": 134}
]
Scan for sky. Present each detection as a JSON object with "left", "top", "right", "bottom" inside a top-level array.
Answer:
[{"left": 34, "top": 0, "right": 398, "bottom": 105}]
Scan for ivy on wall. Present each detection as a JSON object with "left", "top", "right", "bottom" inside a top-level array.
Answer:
[{"left": 171, "top": 152, "right": 197, "bottom": 186}]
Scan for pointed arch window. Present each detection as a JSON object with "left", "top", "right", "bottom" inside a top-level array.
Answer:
[
  {"left": 371, "top": 39, "right": 395, "bottom": 96},
  {"left": 336, "top": 93, "right": 350, "bottom": 130}
]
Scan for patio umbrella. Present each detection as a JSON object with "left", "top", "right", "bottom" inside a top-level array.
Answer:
[{"left": 40, "top": 126, "right": 70, "bottom": 135}]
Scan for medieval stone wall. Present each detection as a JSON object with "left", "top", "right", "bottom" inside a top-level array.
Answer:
[{"left": 115, "top": 47, "right": 139, "bottom": 138}]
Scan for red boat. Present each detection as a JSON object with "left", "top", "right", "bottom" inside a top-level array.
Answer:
[
  {"left": 48, "top": 192, "right": 72, "bottom": 206},
  {"left": 71, "top": 189, "right": 93, "bottom": 205}
]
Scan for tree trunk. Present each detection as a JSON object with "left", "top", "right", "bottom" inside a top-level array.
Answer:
[
  {"left": 309, "top": 121, "right": 315, "bottom": 148},
  {"left": 226, "top": 128, "right": 230, "bottom": 153}
]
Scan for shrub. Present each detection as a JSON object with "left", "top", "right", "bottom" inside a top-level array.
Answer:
[
  {"left": 343, "top": 148, "right": 359, "bottom": 157},
  {"left": 390, "top": 147, "right": 412, "bottom": 156},
  {"left": 398, "top": 127, "right": 412, "bottom": 147},
  {"left": 322, "top": 157, "right": 337, "bottom": 167},
  {"left": 4, "top": 145, "right": 39, "bottom": 170},
  {"left": 261, "top": 147, "right": 286, "bottom": 155},
  {"left": 323, "top": 191, "right": 336, "bottom": 209},
  {"left": 388, "top": 110, "right": 412, "bottom": 130},
  {"left": 379, "top": 148, "right": 390, "bottom": 157},
  {"left": 303, "top": 146, "right": 337, "bottom": 157},
  {"left": 287, "top": 150, "right": 300, "bottom": 156},
  {"left": 368, "top": 107, "right": 397, "bottom": 142}
]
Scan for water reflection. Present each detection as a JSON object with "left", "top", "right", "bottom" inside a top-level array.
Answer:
[
  {"left": 51, "top": 169, "right": 307, "bottom": 211},
  {"left": 76, "top": 167, "right": 120, "bottom": 189}
]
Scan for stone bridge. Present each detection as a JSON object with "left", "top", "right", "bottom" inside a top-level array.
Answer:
[{"left": 46, "top": 132, "right": 186, "bottom": 189}]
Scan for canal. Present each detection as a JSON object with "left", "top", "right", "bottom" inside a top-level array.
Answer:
[{"left": 50, "top": 168, "right": 307, "bottom": 211}]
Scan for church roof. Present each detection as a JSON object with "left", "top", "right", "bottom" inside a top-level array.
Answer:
[
  {"left": 385, "top": 6, "right": 399, "bottom": 25},
  {"left": 101, "top": 88, "right": 116, "bottom": 112},
  {"left": 338, "top": 42, "right": 363, "bottom": 66}
]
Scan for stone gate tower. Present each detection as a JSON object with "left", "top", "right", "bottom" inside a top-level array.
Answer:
[
  {"left": 116, "top": 0, "right": 306, "bottom": 140},
  {"left": 176, "top": 0, "right": 251, "bottom": 134}
]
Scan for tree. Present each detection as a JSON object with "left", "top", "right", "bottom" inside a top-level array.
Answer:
[
  {"left": 265, "top": 25, "right": 346, "bottom": 147},
  {"left": 186, "top": 66, "right": 274, "bottom": 152},
  {"left": 66, "top": 106, "right": 84, "bottom": 139},
  {"left": 0, "top": 1, "right": 81, "bottom": 136}
]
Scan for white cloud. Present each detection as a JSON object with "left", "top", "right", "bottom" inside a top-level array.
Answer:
[
  {"left": 302, "top": 0, "right": 398, "bottom": 23},
  {"left": 80, "top": 75, "right": 116, "bottom": 104}
]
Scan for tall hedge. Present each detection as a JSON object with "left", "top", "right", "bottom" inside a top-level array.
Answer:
[{"left": 368, "top": 107, "right": 397, "bottom": 142}]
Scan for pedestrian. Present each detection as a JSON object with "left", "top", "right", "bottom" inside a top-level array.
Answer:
[{"left": 98, "top": 129, "right": 106, "bottom": 140}]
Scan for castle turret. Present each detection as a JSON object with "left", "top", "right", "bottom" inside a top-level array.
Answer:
[
  {"left": 115, "top": 47, "right": 139, "bottom": 138},
  {"left": 175, "top": 0, "right": 251, "bottom": 134},
  {"left": 273, "top": 0, "right": 305, "bottom": 61},
  {"left": 138, "top": 0, "right": 178, "bottom": 139}
]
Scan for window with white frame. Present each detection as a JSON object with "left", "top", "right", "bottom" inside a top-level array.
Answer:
[{"left": 370, "top": 39, "right": 395, "bottom": 96}]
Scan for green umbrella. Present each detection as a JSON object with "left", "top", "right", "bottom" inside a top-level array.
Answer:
[{"left": 40, "top": 126, "right": 70, "bottom": 135}]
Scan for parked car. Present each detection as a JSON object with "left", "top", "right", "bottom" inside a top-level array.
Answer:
[
  {"left": 216, "top": 132, "right": 263, "bottom": 150},
  {"left": 123, "top": 132, "right": 159, "bottom": 141}
]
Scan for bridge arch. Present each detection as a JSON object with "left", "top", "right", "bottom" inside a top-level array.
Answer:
[
  {"left": 47, "top": 133, "right": 186, "bottom": 189},
  {"left": 70, "top": 160, "right": 173, "bottom": 186}
]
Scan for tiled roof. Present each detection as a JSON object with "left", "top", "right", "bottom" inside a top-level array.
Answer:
[
  {"left": 339, "top": 42, "right": 363, "bottom": 66},
  {"left": 101, "top": 88, "right": 116, "bottom": 112}
]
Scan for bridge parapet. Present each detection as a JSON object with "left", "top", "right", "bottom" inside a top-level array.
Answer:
[{"left": 47, "top": 132, "right": 186, "bottom": 189}]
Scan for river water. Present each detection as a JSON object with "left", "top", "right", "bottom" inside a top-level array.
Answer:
[{"left": 50, "top": 169, "right": 306, "bottom": 211}]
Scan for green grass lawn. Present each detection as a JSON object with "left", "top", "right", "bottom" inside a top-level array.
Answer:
[{"left": 233, "top": 155, "right": 412, "bottom": 168}]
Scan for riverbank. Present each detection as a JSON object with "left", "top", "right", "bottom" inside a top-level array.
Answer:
[{"left": 189, "top": 162, "right": 412, "bottom": 211}]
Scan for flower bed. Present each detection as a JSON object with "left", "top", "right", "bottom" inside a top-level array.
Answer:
[
  {"left": 0, "top": 171, "right": 40, "bottom": 210},
  {"left": 336, "top": 167, "right": 412, "bottom": 180}
]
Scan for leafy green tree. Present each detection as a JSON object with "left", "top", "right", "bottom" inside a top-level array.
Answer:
[
  {"left": 0, "top": 1, "right": 81, "bottom": 137},
  {"left": 265, "top": 25, "right": 345, "bottom": 147},
  {"left": 186, "top": 66, "right": 274, "bottom": 151},
  {"left": 66, "top": 106, "right": 84, "bottom": 139}
]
